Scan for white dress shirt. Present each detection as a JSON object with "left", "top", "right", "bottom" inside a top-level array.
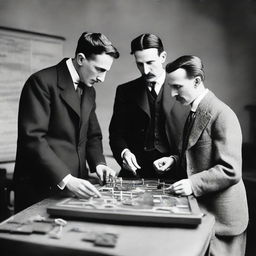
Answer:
[
  {"left": 191, "top": 88, "right": 209, "bottom": 112},
  {"left": 147, "top": 71, "right": 166, "bottom": 95}
]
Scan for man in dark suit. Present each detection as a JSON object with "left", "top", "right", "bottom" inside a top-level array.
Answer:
[
  {"left": 109, "top": 33, "right": 188, "bottom": 179},
  {"left": 155, "top": 55, "right": 248, "bottom": 255},
  {"left": 14, "top": 32, "right": 119, "bottom": 212}
]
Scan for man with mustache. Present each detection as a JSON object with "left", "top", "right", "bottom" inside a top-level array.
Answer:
[
  {"left": 14, "top": 32, "right": 119, "bottom": 212},
  {"left": 155, "top": 55, "right": 248, "bottom": 255},
  {"left": 109, "top": 33, "right": 188, "bottom": 178}
]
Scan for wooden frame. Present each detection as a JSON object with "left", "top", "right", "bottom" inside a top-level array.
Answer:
[{"left": 47, "top": 180, "right": 203, "bottom": 226}]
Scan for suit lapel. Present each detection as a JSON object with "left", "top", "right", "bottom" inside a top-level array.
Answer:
[
  {"left": 135, "top": 78, "right": 151, "bottom": 118},
  {"left": 187, "top": 111, "right": 211, "bottom": 149},
  {"left": 162, "top": 80, "right": 176, "bottom": 145},
  {"left": 57, "top": 59, "right": 81, "bottom": 117},
  {"left": 186, "top": 91, "right": 213, "bottom": 150},
  {"left": 162, "top": 79, "right": 175, "bottom": 116}
]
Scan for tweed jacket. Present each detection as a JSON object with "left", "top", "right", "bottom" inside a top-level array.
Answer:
[{"left": 182, "top": 90, "right": 248, "bottom": 236}]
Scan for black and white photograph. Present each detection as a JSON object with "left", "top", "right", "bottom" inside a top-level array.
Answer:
[{"left": 0, "top": 0, "right": 255, "bottom": 255}]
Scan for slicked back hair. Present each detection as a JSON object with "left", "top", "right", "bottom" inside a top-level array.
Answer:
[
  {"left": 75, "top": 32, "right": 119, "bottom": 59},
  {"left": 130, "top": 33, "right": 164, "bottom": 55},
  {"left": 166, "top": 55, "right": 205, "bottom": 81}
]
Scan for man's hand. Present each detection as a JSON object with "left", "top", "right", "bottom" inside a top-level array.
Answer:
[
  {"left": 66, "top": 176, "right": 101, "bottom": 198},
  {"left": 153, "top": 156, "right": 175, "bottom": 172},
  {"left": 166, "top": 179, "right": 193, "bottom": 196},
  {"left": 96, "top": 164, "right": 116, "bottom": 181},
  {"left": 122, "top": 150, "right": 141, "bottom": 175}
]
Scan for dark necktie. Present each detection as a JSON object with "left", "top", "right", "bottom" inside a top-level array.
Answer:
[
  {"left": 181, "top": 110, "right": 196, "bottom": 156},
  {"left": 149, "top": 82, "right": 157, "bottom": 100},
  {"left": 76, "top": 81, "right": 84, "bottom": 103}
]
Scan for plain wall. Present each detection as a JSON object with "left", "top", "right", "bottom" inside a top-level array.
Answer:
[{"left": 0, "top": 0, "right": 255, "bottom": 157}]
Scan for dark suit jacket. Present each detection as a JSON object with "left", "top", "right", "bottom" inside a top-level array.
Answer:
[
  {"left": 109, "top": 76, "right": 188, "bottom": 172},
  {"left": 14, "top": 59, "right": 105, "bottom": 209},
  {"left": 182, "top": 91, "right": 248, "bottom": 236}
]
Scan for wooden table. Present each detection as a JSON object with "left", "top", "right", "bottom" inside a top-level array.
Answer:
[{"left": 0, "top": 197, "right": 214, "bottom": 256}]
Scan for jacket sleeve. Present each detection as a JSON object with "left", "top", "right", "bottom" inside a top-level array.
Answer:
[
  {"left": 86, "top": 98, "right": 106, "bottom": 172},
  {"left": 109, "top": 85, "right": 131, "bottom": 166}
]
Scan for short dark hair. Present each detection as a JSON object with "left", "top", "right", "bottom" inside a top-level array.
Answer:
[
  {"left": 75, "top": 32, "right": 119, "bottom": 59},
  {"left": 166, "top": 55, "right": 205, "bottom": 81},
  {"left": 130, "top": 33, "right": 164, "bottom": 55}
]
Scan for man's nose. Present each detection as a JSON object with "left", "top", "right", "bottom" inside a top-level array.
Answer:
[
  {"left": 97, "top": 72, "right": 106, "bottom": 82},
  {"left": 142, "top": 64, "right": 150, "bottom": 75},
  {"left": 171, "top": 89, "right": 177, "bottom": 97}
]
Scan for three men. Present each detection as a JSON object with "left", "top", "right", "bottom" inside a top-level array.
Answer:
[
  {"left": 156, "top": 55, "right": 248, "bottom": 256},
  {"left": 13, "top": 33, "right": 248, "bottom": 255},
  {"left": 14, "top": 32, "right": 119, "bottom": 212},
  {"left": 109, "top": 33, "right": 187, "bottom": 179}
]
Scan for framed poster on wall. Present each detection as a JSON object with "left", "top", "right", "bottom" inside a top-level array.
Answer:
[{"left": 0, "top": 26, "right": 65, "bottom": 163}]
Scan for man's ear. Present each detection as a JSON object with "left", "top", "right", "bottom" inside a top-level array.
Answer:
[
  {"left": 160, "top": 51, "right": 167, "bottom": 63},
  {"left": 194, "top": 76, "right": 201, "bottom": 88},
  {"left": 76, "top": 53, "right": 86, "bottom": 66}
]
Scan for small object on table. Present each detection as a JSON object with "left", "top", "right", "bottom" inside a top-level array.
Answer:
[
  {"left": 94, "top": 233, "right": 118, "bottom": 247},
  {"left": 0, "top": 223, "right": 33, "bottom": 234},
  {"left": 32, "top": 222, "right": 53, "bottom": 234},
  {"left": 48, "top": 218, "right": 67, "bottom": 239},
  {"left": 82, "top": 231, "right": 100, "bottom": 242},
  {"left": 12, "top": 224, "right": 33, "bottom": 234},
  {"left": 49, "top": 225, "right": 63, "bottom": 239},
  {"left": 0, "top": 223, "right": 21, "bottom": 233}
]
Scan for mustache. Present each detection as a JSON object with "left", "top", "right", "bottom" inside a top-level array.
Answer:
[
  {"left": 175, "top": 96, "right": 183, "bottom": 102},
  {"left": 142, "top": 73, "right": 155, "bottom": 80}
]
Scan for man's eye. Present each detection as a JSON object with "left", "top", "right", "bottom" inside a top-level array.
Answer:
[{"left": 96, "top": 68, "right": 104, "bottom": 72}]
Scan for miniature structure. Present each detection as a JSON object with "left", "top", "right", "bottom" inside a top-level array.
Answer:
[{"left": 47, "top": 179, "right": 203, "bottom": 226}]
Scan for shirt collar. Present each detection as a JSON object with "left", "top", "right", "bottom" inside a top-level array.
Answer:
[
  {"left": 66, "top": 58, "right": 80, "bottom": 90},
  {"left": 148, "top": 71, "right": 166, "bottom": 95},
  {"left": 191, "top": 88, "right": 209, "bottom": 112},
  {"left": 156, "top": 70, "right": 166, "bottom": 87}
]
